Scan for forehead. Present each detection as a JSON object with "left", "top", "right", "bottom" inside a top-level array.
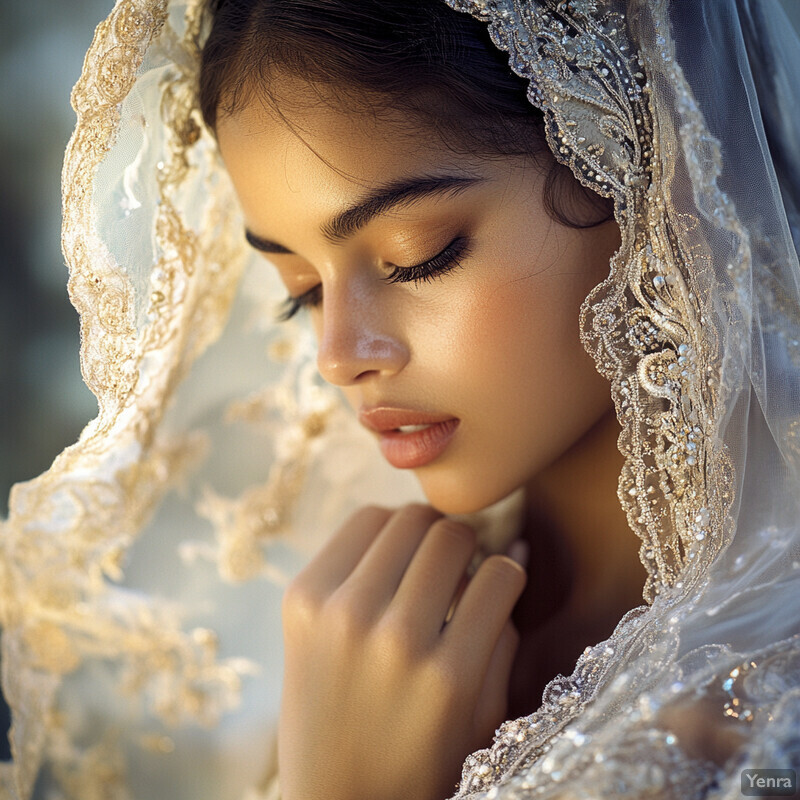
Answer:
[{"left": 215, "top": 80, "right": 475, "bottom": 223}]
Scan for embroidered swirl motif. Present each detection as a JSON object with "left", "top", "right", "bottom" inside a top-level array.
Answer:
[
  {"left": 439, "top": 0, "right": 739, "bottom": 793},
  {"left": 443, "top": 0, "right": 733, "bottom": 610}
]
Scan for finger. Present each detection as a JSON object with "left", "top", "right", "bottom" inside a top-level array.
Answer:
[
  {"left": 293, "top": 505, "right": 393, "bottom": 597},
  {"left": 391, "top": 518, "right": 477, "bottom": 640},
  {"left": 444, "top": 572, "right": 469, "bottom": 626},
  {"left": 505, "top": 538, "right": 530, "bottom": 570},
  {"left": 346, "top": 503, "right": 443, "bottom": 605},
  {"left": 445, "top": 543, "right": 489, "bottom": 624},
  {"left": 443, "top": 555, "right": 526, "bottom": 683},
  {"left": 472, "top": 619, "right": 520, "bottom": 743}
]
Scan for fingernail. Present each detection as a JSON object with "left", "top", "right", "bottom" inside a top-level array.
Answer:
[{"left": 506, "top": 539, "right": 530, "bottom": 570}]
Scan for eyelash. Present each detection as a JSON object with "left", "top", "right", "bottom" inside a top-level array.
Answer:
[{"left": 276, "top": 236, "right": 473, "bottom": 322}]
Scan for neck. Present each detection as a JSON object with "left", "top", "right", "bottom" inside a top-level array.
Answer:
[
  {"left": 521, "top": 410, "right": 645, "bottom": 628},
  {"left": 506, "top": 409, "right": 646, "bottom": 719}
]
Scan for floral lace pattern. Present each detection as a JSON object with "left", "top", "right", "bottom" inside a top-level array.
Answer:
[
  {"left": 436, "top": 0, "right": 757, "bottom": 796},
  {"left": 444, "top": 0, "right": 736, "bottom": 609},
  {"left": 1, "top": 2, "right": 254, "bottom": 797}
]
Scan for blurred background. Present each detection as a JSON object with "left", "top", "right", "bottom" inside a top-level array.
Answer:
[
  {"left": 1, "top": 0, "right": 109, "bottom": 517},
  {"left": 1, "top": 0, "right": 800, "bottom": 765},
  {"left": 0, "top": 0, "right": 111, "bottom": 762}
]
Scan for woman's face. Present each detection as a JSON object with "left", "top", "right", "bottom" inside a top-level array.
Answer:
[{"left": 217, "top": 83, "right": 619, "bottom": 515}]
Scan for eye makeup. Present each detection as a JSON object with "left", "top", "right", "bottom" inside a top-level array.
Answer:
[{"left": 276, "top": 235, "right": 473, "bottom": 322}]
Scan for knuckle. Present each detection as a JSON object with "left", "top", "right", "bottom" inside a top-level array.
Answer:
[
  {"left": 372, "top": 612, "right": 419, "bottom": 662},
  {"left": 397, "top": 502, "right": 442, "bottom": 524},
  {"left": 281, "top": 578, "right": 322, "bottom": 629},
  {"left": 480, "top": 554, "right": 527, "bottom": 585},
  {"left": 324, "top": 586, "right": 371, "bottom": 640},
  {"left": 348, "top": 504, "right": 392, "bottom": 527},
  {"left": 430, "top": 518, "right": 477, "bottom": 548}
]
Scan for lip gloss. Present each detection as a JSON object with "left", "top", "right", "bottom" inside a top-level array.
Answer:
[{"left": 377, "top": 419, "right": 460, "bottom": 468}]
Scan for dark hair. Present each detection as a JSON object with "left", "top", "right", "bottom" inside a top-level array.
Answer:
[{"left": 199, "top": 0, "right": 614, "bottom": 228}]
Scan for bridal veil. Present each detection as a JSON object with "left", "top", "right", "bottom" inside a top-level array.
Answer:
[{"left": 1, "top": 0, "right": 799, "bottom": 798}]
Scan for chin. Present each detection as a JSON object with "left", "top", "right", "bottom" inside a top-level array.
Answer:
[{"left": 414, "top": 469, "right": 519, "bottom": 516}]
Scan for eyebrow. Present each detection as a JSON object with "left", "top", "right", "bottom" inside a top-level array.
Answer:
[{"left": 244, "top": 173, "right": 484, "bottom": 254}]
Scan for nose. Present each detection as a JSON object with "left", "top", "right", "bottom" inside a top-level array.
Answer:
[{"left": 315, "top": 280, "right": 409, "bottom": 386}]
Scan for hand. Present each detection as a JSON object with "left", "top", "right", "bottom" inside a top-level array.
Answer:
[{"left": 277, "top": 503, "right": 527, "bottom": 800}]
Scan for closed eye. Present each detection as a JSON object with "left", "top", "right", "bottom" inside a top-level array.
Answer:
[
  {"left": 275, "top": 235, "right": 473, "bottom": 322},
  {"left": 276, "top": 283, "right": 322, "bottom": 322},
  {"left": 382, "top": 235, "right": 472, "bottom": 285}
]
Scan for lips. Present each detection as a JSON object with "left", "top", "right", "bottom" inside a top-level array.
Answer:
[
  {"left": 358, "top": 406, "right": 457, "bottom": 433},
  {"left": 359, "top": 406, "right": 460, "bottom": 469}
]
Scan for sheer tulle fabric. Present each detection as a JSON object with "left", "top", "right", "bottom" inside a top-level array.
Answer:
[{"left": 1, "top": 0, "right": 798, "bottom": 798}]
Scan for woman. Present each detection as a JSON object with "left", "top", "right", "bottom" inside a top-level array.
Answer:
[
  {"left": 201, "top": 2, "right": 648, "bottom": 796},
  {"left": 2, "top": 0, "right": 799, "bottom": 798}
]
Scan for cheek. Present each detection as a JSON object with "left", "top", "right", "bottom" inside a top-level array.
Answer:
[
  {"left": 443, "top": 268, "right": 593, "bottom": 401},
  {"left": 438, "top": 217, "right": 604, "bottom": 392},
  {"left": 433, "top": 251, "right": 612, "bottom": 479}
]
